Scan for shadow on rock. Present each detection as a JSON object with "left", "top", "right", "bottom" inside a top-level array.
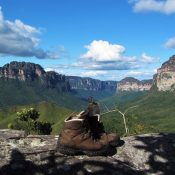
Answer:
[
  {"left": 134, "top": 133, "right": 175, "bottom": 174},
  {"left": 0, "top": 149, "right": 41, "bottom": 175},
  {"left": 0, "top": 146, "right": 144, "bottom": 175},
  {"left": 106, "top": 140, "right": 125, "bottom": 156},
  {"left": 117, "top": 140, "right": 125, "bottom": 147},
  {"left": 41, "top": 151, "right": 143, "bottom": 175}
]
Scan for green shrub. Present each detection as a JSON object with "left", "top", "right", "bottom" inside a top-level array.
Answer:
[
  {"left": 13, "top": 108, "right": 52, "bottom": 135},
  {"left": 8, "top": 123, "right": 14, "bottom": 129},
  {"left": 35, "top": 121, "right": 52, "bottom": 135}
]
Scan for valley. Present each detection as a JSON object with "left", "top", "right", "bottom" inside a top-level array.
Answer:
[{"left": 1, "top": 55, "right": 175, "bottom": 136}]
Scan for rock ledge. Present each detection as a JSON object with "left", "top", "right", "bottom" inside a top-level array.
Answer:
[{"left": 0, "top": 130, "right": 175, "bottom": 175}]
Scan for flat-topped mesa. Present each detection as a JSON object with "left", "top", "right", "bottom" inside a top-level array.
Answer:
[
  {"left": 0, "top": 61, "right": 70, "bottom": 91},
  {"left": 154, "top": 55, "right": 175, "bottom": 91},
  {"left": 0, "top": 61, "right": 45, "bottom": 81},
  {"left": 117, "top": 77, "right": 153, "bottom": 92}
]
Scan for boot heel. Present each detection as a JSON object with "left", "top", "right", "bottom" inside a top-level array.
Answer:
[{"left": 57, "top": 140, "right": 81, "bottom": 155}]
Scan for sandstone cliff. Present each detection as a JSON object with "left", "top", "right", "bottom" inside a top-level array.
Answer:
[
  {"left": 0, "top": 129, "right": 175, "bottom": 175},
  {"left": 0, "top": 61, "right": 117, "bottom": 93},
  {"left": 154, "top": 55, "right": 175, "bottom": 91},
  {"left": 66, "top": 76, "right": 117, "bottom": 92},
  {"left": 4, "top": 58, "right": 175, "bottom": 93},
  {"left": 0, "top": 61, "right": 70, "bottom": 90},
  {"left": 117, "top": 77, "right": 153, "bottom": 92},
  {"left": 0, "top": 61, "right": 45, "bottom": 81}
]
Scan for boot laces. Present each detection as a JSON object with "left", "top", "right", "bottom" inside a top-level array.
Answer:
[
  {"left": 80, "top": 120, "right": 92, "bottom": 140},
  {"left": 83, "top": 117, "right": 105, "bottom": 140}
]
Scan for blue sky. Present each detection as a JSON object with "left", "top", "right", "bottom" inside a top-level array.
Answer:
[{"left": 0, "top": 0, "right": 175, "bottom": 80}]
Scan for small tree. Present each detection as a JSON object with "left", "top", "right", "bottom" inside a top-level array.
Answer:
[
  {"left": 16, "top": 108, "right": 39, "bottom": 134},
  {"left": 11, "top": 108, "right": 52, "bottom": 135}
]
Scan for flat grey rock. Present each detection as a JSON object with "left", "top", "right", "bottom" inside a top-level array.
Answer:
[{"left": 0, "top": 130, "right": 175, "bottom": 175}]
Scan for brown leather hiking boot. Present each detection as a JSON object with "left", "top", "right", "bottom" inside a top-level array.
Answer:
[
  {"left": 80, "top": 102, "right": 120, "bottom": 147},
  {"left": 57, "top": 116, "right": 110, "bottom": 156}
]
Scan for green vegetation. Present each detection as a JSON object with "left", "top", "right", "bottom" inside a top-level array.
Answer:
[
  {"left": 0, "top": 78, "right": 87, "bottom": 110},
  {"left": 100, "top": 91, "right": 147, "bottom": 112},
  {"left": 72, "top": 89, "right": 116, "bottom": 101},
  {"left": 1, "top": 90, "right": 175, "bottom": 137},
  {"left": 126, "top": 91, "right": 175, "bottom": 132},
  {"left": 0, "top": 101, "right": 75, "bottom": 134},
  {"left": 102, "top": 111, "right": 159, "bottom": 137},
  {"left": 101, "top": 91, "right": 175, "bottom": 136},
  {"left": 11, "top": 108, "right": 52, "bottom": 135}
]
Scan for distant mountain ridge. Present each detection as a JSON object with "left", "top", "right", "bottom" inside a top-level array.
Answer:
[
  {"left": 0, "top": 61, "right": 118, "bottom": 93},
  {"left": 0, "top": 61, "right": 70, "bottom": 91},
  {"left": 117, "top": 77, "right": 153, "bottom": 92},
  {"left": 1, "top": 54, "right": 175, "bottom": 107},
  {"left": 0, "top": 61, "right": 154, "bottom": 93},
  {"left": 66, "top": 76, "right": 117, "bottom": 91},
  {"left": 0, "top": 61, "right": 86, "bottom": 109},
  {"left": 0, "top": 61, "right": 119, "bottom": 108}
]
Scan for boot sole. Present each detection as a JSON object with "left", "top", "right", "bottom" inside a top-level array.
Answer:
[
  {"left": 109, "top": 139, "right": 125, "bottom": 147},
  {"left": 57, "top": 139, "right": 111, "bottom": 156},
  {"left": 109, "top": 140, "right": 120, "bottom": 147}
]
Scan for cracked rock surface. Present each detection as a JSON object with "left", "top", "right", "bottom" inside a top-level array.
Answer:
[{"left": 0, "top": 129, "right": 175, "bottom": 175}]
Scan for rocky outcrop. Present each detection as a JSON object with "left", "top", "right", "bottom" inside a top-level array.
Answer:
[
  {"left": 0, "top": 129, "right": 175, "bottom": 175},
  {"left": 117, "top": 77, "right": 153, "bottom": 92},
  {"left": 117, "top": 55, "right": 175, "bottom": 92},
  {"left": 0, "top": 61, "right": 45, "bottom": 81},
  {"left": 154, "top": 55, "right": 175, "bottom": 91},
  {"left": 0, "top": 61, "right": 70, "bottom": 91},
  {"left": 66, "top": 76, "right": 117, "bottom": 92}
]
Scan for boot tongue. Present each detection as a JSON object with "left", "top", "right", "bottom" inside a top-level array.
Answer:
[{"left": 87, "top": 102, "right": 100, "bottom": 116}]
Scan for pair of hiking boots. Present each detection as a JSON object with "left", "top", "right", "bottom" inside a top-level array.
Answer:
[{"left": 57, "top": 102, "right": 120, "bottom": 156}]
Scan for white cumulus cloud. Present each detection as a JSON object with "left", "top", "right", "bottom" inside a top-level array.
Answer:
[
  {"left": 125, "top": 70, "right": 152, "bottom": 76},
  {"left": 46, "top": 40, "right": 157, "bottom": 80},
  {"left": 80, "top": 71, "right": 107, "bottom": 77},
  {"left": 131, "top": 0, "right": 175, "bottom": 14},
  {"left": 164, "top": 37, "right": 175, "bottom": 49},
  {"left": 44, "top": 67, "right": 64, "bottom": 74},
  {"left": 81, "top": 40, "right": 125, "bottom": 62},
  {"left": 141, "top": 53, "right": 157, "bottom": 63},
  {"left": 79, "top": 41, "right": 156, "bottom": 71},
  {"left": 0, "top": 7, "right": 60, "bottom": 59}
]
